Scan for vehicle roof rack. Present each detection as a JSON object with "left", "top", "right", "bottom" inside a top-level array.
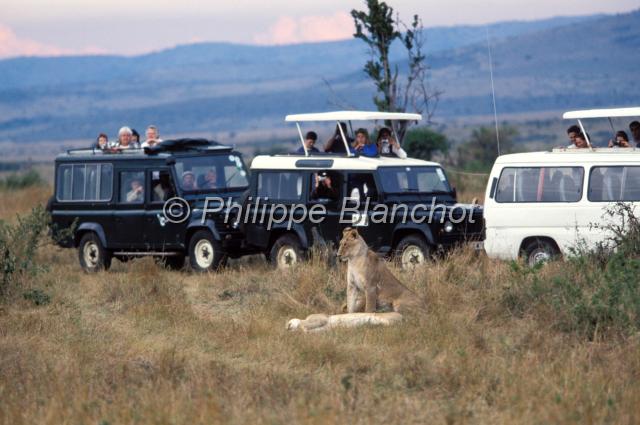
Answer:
[{"left": 144, "top": 138, "right": 232, "bottom": 154}]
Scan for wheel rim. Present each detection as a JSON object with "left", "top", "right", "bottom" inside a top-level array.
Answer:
[
  {"left": 83, "top": 241, "right": 100, "bottom": 268},
  {"left": 277, "top": 246, "right": 298, "bottom": 269},
  {"left": 194, "top": 239, "right": 215, "bottom": 269},
  {"left": 530, "top": 249, "right": 551, "bottom": 266},
  {"left": 401, "top": 245, "right": 425, "bottom": 269}
]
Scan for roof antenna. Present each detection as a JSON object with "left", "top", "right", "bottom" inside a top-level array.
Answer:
[{"left": 486, "top": 27, "right": 501, "bottom": 156}]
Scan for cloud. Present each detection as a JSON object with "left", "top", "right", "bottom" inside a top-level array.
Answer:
[
  {"left": 0, "top": 24, "right": 106, "bottom": 59},
  {"left": 254, "top": 12, "right": 353, "bottom": 45}
]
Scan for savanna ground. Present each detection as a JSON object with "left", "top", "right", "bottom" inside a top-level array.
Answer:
[{"left": 1, "top": 183, "right": 639, "bottom": 424}]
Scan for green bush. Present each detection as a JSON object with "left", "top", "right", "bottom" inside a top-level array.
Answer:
[
  {"left": 0, "top": 169, "right": 45, "bottom": 190},
  {"left": 0, "top": 206, "right": 50, "bottom": 299},
  {"left": 504, "top": 203, "right": 640, "bottom": 339},
  {"left": 403, "top": 127, "right": 449, "bottom": 161}
]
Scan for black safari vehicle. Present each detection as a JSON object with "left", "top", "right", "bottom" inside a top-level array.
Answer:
[
  {"left": 241, "top": 111, "right": 484, "bottom": 270},
  {"left": 244, "top": 155, "right": 484, "bottom": 269},
  {"left": 48, "top": 139, "right": 253, "bottom": 272}
]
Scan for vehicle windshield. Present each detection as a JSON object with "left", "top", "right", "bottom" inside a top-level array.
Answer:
[
  {"left": 378, "top": 166, "right": 452, "bottom": 194},
  {"left": 174, "top": 154, "right": 249, "bottom": 192}
]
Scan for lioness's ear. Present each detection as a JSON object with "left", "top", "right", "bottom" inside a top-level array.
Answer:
[{"left": 343, "top": 227, "right": 353, "bottom": 236}]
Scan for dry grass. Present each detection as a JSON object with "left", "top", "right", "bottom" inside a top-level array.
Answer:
[{"left": 0, "top": 188, "right": 639, "bottom": 424}]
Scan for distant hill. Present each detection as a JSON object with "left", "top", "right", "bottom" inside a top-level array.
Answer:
[{"left": 0, "top": 11, "right": 637, "bottom": 143}]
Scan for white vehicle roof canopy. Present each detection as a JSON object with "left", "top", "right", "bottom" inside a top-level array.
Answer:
[
  {"left": 286, "top": 110, "right": 422, "bottom": 157},
  {"left": 562, "top": 106, "right": 640, "bottom": 150},
  {"left": 563, "top": 107, "right": 640, "bottom": 120},
  {"left": 285, "top": 111, "right": 422, "bottom": 122}
]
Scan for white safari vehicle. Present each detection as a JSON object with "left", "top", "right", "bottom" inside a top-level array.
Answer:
[
  {"left": 243, "top": 111, "right": 484, "bottom": 269},
  {"left": 484, "top": 107, "right": 640, "bottom": 265}
]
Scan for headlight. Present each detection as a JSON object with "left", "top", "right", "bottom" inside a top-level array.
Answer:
[{"left": 444, "top": 221, "right": 454, "bottom": 233}]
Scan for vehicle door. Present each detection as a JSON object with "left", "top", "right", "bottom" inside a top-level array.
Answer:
[
  {"left": 244, "top": 171, "right": 307, "bottom": 249},
  {"left": 490, "top": 166, "right": 585, "bottom": 256},
  {"left": 344, "top": 172, "right": 385, "bottom": 250},
  {"left": 113, "top": 169, "right": 146, "bottom": 249},
  {"left": 144, "top": 168, "right": 182, "bottom": 250},
  {"left": 307, "top": 170, "right": 344, "bottom": 247}
]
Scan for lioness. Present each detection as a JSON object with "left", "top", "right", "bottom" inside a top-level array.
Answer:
[
  {"left": 337, "top": 227, "right": 422, "bottom": 313},
  {"left": 286, "top": 312, "right": 402, "bottom": 333}
]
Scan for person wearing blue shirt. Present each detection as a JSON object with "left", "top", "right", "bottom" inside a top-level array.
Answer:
[
  {"left": 350, "top": 128, "right": 378, "bottom": 157},
  {"left": 295, "top": 131, "right": 320, "bottom": 154}
]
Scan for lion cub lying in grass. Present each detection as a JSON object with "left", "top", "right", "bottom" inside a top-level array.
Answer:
[{"left": 287, "top": 228, "right": 422, "bottom": 333}]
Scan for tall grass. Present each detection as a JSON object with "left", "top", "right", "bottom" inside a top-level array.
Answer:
[
  {"left": 0, "top": 190, "right": 639, "bottom": 423},
  {"left": 0, "top": 169, "right": 45, "bottom": 190}
]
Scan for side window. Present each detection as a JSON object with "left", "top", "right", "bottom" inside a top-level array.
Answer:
[
  {"left": 119, "top": 171, "right": 145, "bottom": 204},
  {"left": 257, "top": 172, "right": 303, "bottom": 201},
  {"left": 589, "top": 166, "right": 640, "bottom": 202},
  {"left": 56, "top": 163, "right": 113, "bottom": 202},
  {"left": 57, "top": 165, "right": 73, "bottom": 201},
  {"left": 150, "top": 170, "right": 175, "bottom": 203},
  {"left": 496, "top": 167, "right": 584, "bottom": 203},
  {"left": 347, "top": 173, "right": 378, "bottom": 203}
]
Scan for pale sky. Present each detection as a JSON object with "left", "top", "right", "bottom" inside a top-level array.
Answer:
[{"left": 0, "top": 0, "right": 638, "bottom": 58}]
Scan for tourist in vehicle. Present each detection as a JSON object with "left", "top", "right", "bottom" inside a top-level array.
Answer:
[
  {"left": 629, "top": 121, "right": 640, "bottom": 147},
  {"left": 311, "top": 172, "right": 338, "bottom": 200},
  {"left": 351, "top": 128, "right": 377, "bottom": 157},
  {"left": 574, "top": 132, "right": 590, "bottom": 149},
  {"left": 131, "top": 129, "right": 141, "bottom": 148},
  {"left": 608, "top": 131, "right": 631, "bottom": 148},
  {"left": 116, "top": 127, "right": 134, "bottom": 149},
  {"left": 202, "top": 169, "right": 218, "bottom": 189},
  {"left": 181, "top": 171, "right": 198, "bottom": 190},
  {"left": 324, "top": 122, "right": 352, "bottom": 154},
  {"left": 94, "top": 133, "right": 109, "bottom": 150},
  {"left": 566, "top": 125, "right": 581, "bottom": 148},
  {"left": 142, "top": 125, "right": 163, "bottom": 148},
  {"left": 126, "top": 178, "right": 144, "bottom": 203},
  {"left": 295, "top": 131, "right": 319, "bottom": 154},
  {"left": 376, "top": 127, "right": 407, "bottom": 158}
]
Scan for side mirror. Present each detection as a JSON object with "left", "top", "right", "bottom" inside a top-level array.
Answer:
[{"left": 451, "top": 187, "right": 457, "bottom": 201}]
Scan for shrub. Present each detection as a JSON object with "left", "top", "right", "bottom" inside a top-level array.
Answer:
[
  {"left": 504, "top": 203, "right": 640, "bottom": 339},
  {"left": 0, "top": 206, "right": 50, "bottom": 299},
  {"left": 0, "top": 169, "right": 45, "bottom": 190}
]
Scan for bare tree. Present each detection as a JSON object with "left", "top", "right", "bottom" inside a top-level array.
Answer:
[{"left": 351, "top": 0, "right": 441, "bottom": 142}]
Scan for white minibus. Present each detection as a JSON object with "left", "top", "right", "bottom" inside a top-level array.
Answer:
[{"left": 484, "top": 107, "right": 640, "bottom": 265}]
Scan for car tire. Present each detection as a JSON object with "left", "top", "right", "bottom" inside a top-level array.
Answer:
[
  {"left": 188, "top": 230, "right": 224, "bottom": 272},
  {"left": 78, "top": 232, "right": 111, "bottom": 273},
  {"left": 158, "top": 254, "right": 186, "bottom": 271},
  {"left": 523, "top": 239, "right": 559, "bottom": 267},
  {"left": 269, "top": 234, "right": 303, "bottom": 270},
  {"left": 395, "top": 234, "right": 430, "bottom": 270}
]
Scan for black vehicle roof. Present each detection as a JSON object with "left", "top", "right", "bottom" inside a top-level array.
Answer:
[{"left": 55, "top": 138, "right": 236, "bottom": 163}]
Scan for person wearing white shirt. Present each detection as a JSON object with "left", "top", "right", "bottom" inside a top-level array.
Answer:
[{"left": 141, "top": 125, "right": 163, "bottom": 148}]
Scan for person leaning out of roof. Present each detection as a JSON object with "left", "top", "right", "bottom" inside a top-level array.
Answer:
[
  {"left": 350, "top": 128, "right": 377, "bottom": 157},
  {"left": 142, "top": 125, "right": 163, "bottom": 148},
  {"left": 295, "top": 131, "right": 319, "bottom": 154},
  {"left": 116, "top": 126, "right": 138, "bottom": 149},
  {"left": 608, "top": 131, "right": 631, "bottom": 148},
  {"left": 566, "top": 125, "right": 580, "bottom": 148},
  {"left": 324, "top": 122, "right": 352, "bottom": 154},
  {"left": 629, "top": 121, "right": 640, "bottom": 147},
  {"left": 94, "top": 133, "right": 109, "bottom": 150},
  {"left": 376, "top": 127, "right": 407, "bottom": 158},
  {"left": 574, "top": 132, "right": 590, "bottom": 149},
  {"left": 131, "top": 129, "right": 141, "bottom": 147}
]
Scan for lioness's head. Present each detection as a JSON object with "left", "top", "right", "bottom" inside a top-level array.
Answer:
[{"left": 337, "top": 227, "right": 366, "bottom": 262}]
